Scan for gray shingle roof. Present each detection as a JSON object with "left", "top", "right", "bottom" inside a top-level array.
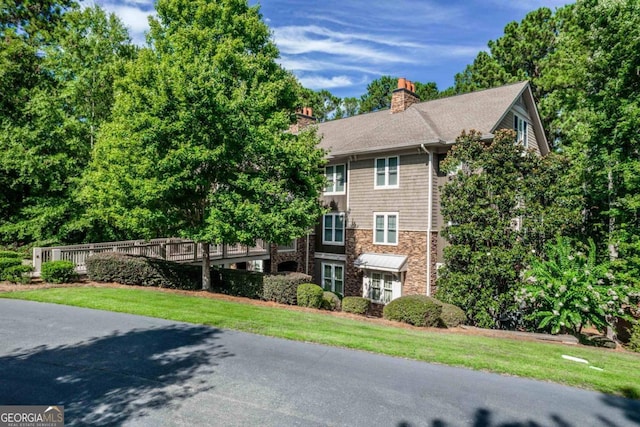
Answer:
[{"left": 317, "top": 81, "right": 530, "bottom": 157}]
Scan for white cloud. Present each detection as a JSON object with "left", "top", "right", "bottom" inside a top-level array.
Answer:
[
  {"left": 297, "top": 75, "right": 355, "bottom": 90},
  {"left": 278, "top": 56, "right": 383, "bottom": 76}
]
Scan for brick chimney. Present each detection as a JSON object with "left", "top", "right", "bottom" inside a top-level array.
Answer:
[
  {"left": 289, "top": 107, "right": 316, "bottom": 133},
  {"left": 391, "top": 78, "right": 419, "bottom": 113}
]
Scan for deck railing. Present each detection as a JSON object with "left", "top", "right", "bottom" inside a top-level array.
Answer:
[{"left": 32, "top": 238, "right": 269, "bottom": 275}]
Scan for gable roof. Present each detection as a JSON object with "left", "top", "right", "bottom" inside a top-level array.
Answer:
[{"left": 317, "top": 81, "right": 549, "bottom": 157}]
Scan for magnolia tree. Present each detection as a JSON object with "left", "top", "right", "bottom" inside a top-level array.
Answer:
[{"left": 436, "top": 129, "right": 582, "bottom": 328}]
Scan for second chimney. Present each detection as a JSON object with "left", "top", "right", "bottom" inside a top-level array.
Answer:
[
  {"left": 289, "top": 107, "right": 316, "bottom": 133},
  {"left": 391, "top": 78, "right": 419, "bottom": 113}
]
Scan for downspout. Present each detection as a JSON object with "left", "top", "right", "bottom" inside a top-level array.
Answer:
[
  {"left": 305, "top": 232, "right": 310, "bottom": 275},
  {"left": 422, "top": 145, "right": 434, "bottom": 296}
]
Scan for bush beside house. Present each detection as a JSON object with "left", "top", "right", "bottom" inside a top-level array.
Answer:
[
  {"left": 262, "top": 272, "right": 311, "bottom": 305},
  {"left": 342, "top": 297, "right": 370, "bottom": 315},
  {"left": 297, "top": 284, "right": 324, "bottom": 308},
  {"left": 383, "top": 295, "right": 442, "bottom": 327},
  {"left": 322, "top": 291, "right": 341, "bottom": 311},
  {"left": 439, "top": 302, "right": 467, "bottom": 328}
]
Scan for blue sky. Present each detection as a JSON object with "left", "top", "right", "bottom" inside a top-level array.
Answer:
[{"left": 88, "top": 0, "right": 574, "bottom": 99}]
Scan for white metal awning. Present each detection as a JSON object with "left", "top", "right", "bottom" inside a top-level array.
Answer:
[{"left": 354, "top": 253, "right": 408, "bottom": 273}]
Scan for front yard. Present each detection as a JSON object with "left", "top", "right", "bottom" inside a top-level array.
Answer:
[{"left": 1, "top": 283, "right": 639, "bottom": 399}]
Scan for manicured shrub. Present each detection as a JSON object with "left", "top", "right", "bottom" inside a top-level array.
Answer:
[
  {"left": 0, "top": 257, "right": 22, "bottom": 279},
  {"left": 438, "top": 301, "right": 467, "bottom": 328},
  {"left": 41, "top": 260, "right": 77, "bottom": 284},
  {"left": 629, "top": 322, "right": 640, "bottom": 353},
  {"left": 211, "top": 268, "right": 263, "bottom": 299},
  {"left": 3, "top": 265, "right": 33, "bottom": 284},
  {"left": 297, "top": 283, "right": 324, "bottom": 308},
  {"left": 383, "top": 295, "right": 442, "bottom": 327},
  {"left": 0, "top": 251, "right": 21, "bottom": 259},
  {"left": 342, "top": 296, "right": 370, "bottom": 315},
  {"left": 262, "top": 272, "right": 311, "bottom": 305},
  {"left": 322, "top": 291, "right": 341, "bottom": 311},
  {"left": 86, "top": 252, "right": 199, "bottom": 289}
]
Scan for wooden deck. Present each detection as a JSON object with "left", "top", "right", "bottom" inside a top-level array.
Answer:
[{"left": 32, "top": 238, "right": 270, "bottom": 276}]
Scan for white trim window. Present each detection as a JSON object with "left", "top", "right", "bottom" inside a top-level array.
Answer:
[
  {"left": 370, "top": 272, "right": 395, "bottom": 304},
  {"left": 323, "top": 213, "right": 345, "bottom": 245},
  {"left": 324, "top": 164, "right": 346, "bottom": 194},
  {"left": 374, "top": 156, "right": 399, "bottom": 188},
  {"left": 374, "top": 213, "right": 398, "bottom": 245},
  {"left": 514, "top": 114, "right": 528, "bottom": 148},
  {"left": 322, "top": 263, "right": 344, "bottom": 295},
  {"left": 277, "top": 239, "right": 296, "bottom": 252}
]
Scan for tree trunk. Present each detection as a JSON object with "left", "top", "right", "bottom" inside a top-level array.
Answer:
[{"left": 201, "top": 242, "right": 211, "bottom": 291}]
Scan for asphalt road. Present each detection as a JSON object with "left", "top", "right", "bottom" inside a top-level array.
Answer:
[{"left": 0, "top": 299, "right": 638, "bottom": 427}]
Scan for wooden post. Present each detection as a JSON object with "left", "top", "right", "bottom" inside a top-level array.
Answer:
[
  {"left": 52, "top": 249, "right": 61, "bottom": 261},
  {"left": 32, "top": 247, "right": 42, "bottom": 275}
]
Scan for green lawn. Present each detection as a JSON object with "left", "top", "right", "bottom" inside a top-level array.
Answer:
[{"left": 2, "top": 286, "right": 639, "bottom": 398}]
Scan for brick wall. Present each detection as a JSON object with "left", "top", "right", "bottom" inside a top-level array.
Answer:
[
  {"left": 345, "top": 228, "right": 428, "bottom": 298},
  {"left": 270, "top": 234, "right": 314, "bottom": 275}
]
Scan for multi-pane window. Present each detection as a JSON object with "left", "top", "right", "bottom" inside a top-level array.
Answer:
[
  {"left": 514, "top": 115, "right": 528, "bottom": 148},
  {"left": 323, "top": 213, "right": 345, "bottom": 245},
  {"left": 374, "top": 213, "right": 398, "bottom": 245},
  {"left": 324, "top": 164, "right": 345, "bottom": 194},
  {"left": 370, "top": 272, "right": 394, "bottom": 303},
  {"left": 322, "top": 263, "right": 344, "bottom": 295},
  {"left": 375, "top": 156, "right": 399, "bottom": 188}
]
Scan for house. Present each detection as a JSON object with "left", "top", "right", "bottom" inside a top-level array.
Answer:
[{"left": 272, "top": 80, "right": 549, "bottom": 309}]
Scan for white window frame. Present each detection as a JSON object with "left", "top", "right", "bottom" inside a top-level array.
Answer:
[
  {"left": 324, "top": 164, "right": 346, "bottom": 195},
  {"left": 514, "top": 114, "right": 528, "bottom": 148},
  {"left": 322, "top": 262, "right": 344, "bottom": 295},
  {"left": 366, "top": 271, "right": 400, "bottom": 304},
  {"left": 373, "top": 212, "right": 398, "bottom": 245},
  {"left": 374, "top": 156, "right": 399, "bottom": 189},
  {"left": 322, "top": 213, "right": 345, "bottom": 246},
  {"left": 277, "top": 239, "right": 296, "bottom": 252}
]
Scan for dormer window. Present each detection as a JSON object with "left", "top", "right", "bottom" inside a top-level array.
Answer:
[
  {"left": 324, "top": 164, "right": 345, "bottom": 194},
  {"left": 514, "top": 114, "right": 528, "bottom": 148}
]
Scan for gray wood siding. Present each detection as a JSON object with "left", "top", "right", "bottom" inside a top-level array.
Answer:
[
  {"left": 496, "top": 109, "right": 541, "bottom": 156},
  {"left": 348, "top": 152, "right": 429, "bottom": 231}
]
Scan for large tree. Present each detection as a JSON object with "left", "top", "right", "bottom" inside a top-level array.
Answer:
[
  {"left": 359, "top": 76, "right": 440, "bottom": 113},
  {"left": 0, "top": 2, "right": 133, "bottom": 245},
  {"left": 436, "top": 130, "right": 581, "bottom": 328},
  {"left": 81, "top": 0, "right": 326, "bottom": 289}
]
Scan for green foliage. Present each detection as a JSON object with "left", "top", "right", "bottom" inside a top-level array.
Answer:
[
  {"left": 359, "top": 76, "right": 440, "bottom": 113},
  {"left": 436, "top": 130, "right": 582, "bottom": 328},
  {"left": 0, "top": 3, "right": 135, "bottom": 246},
  {"left": 211, "top": 268, "right": 263, "bottom": 300},
  {"left": 438, "top": 302, "right": 467, "bottom": 328},
  {"left": 321, "top": 291, "right": 341, "bottom": 311},
  {"left": 0, "top": 251, "right": 21, "bottom": 259},
  {"left": 86, "top": 252, "right": 199, "bottom": 289},
  {"left": 383, "top": 295, "right": 442, "bottom": 327},
  {"left": 262, "top": 273, "right": 311, "bottom": 305},
  {"left": 0, "top": 257, "right": 22, "bottom": 277},
  {"left": 296, "top": 283, "right": 324, "bottom": 308},
  {"left": 520, "top": 236, "right": 632, "bottom": 335},
  {"left": 3, "top": 265, "right": 33, "bottom": 284},
  {"left": 629, "top": 322, "right": 640, "bottom": 353},
  {"left": 342, "top": 296, "right": 370, "bottom": 315},
  {"left": 40, "top": 260, "right": 76, "bottom": 284},
  {"left": 80, "top": 0, "right": 327, "bottom": 289}
]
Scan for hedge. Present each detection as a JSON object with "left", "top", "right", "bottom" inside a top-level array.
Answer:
[
  {"left": 263, "top": 272, "right": 311, "bottom": 305},
  {"left": 383, "top": 295, "right": 442, "bottom": 327},
  {"left": 86, "top": 252, "right": 199, "bottom": 289},
  {"left": 211, "top": 268, "right": 263, "bottom": 299},
  {"left": 41, "top": 260, "right": 77, "bottom": 284},
  {"left": 3, "top": 265, "right": 32, "bottom": 284},
  {"left": 629, "top": 322, "right": 640, "bottom": 353},
  {"left": 297, "top": 284, "right": 324, "bottom": 308},
  {"left": 0, "top": 251, "right": 21, "bottom": 259},
  {"left": 322, "top": 291, "right": 341, "bottom": 311},
  {"left": 0, "top": 257, "right": 22, "bottom": 279},
  {"left": 342, "top": 297, "right": 370, "bottom": 315},
  {"left": 438, "top": 301, "right": 467, "bottom": 328}
]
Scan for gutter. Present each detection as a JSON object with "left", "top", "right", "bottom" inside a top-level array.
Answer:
[{"left": 421, "top": 144, "right": 434, "bottom": 296}]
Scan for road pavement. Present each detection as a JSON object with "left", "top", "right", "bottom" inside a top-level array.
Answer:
[{"left": 0, "top": 299, "right": 638, "bottom": 426}]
